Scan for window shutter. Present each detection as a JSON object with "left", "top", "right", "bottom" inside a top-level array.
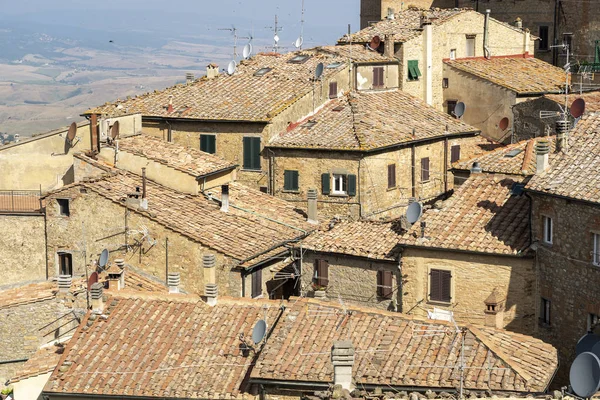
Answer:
[
  {"left": 252, "top": 268, "right": 262, "bottom": 298},
  {"left": 209, "top": 135, "right": 216, "bottom": 154},
  {"left": 451, "top": 145, "right": 461, "bottom": 163},
  {"left": 292, "top": 171, "right": 299, "bottom": 191},
  {"left": 284, "top": 170, "right": 291, "bottom": 190},
  {"left": 347, "top": 174, "right": 357, "bottom": 196},
  {"left": 421, "top": 158, "right": 430, "bottom": 182},
  {"left": 321, "top": 173, "right": 330, "bottom": 195},
  {"left": 329, "top": 81, "right": 338, "bottom": 98},
  {"left": 388, "top": 164, "right": 396, "bottom": 188},
  {"left": 243, "top": 137, "right": 251, "bottom": 169},
  {"left": 200, "top": 135, "right": 207, "bottom": 152},
  {"left": 441, "top": 270, "right": 452, "bottom": 302},
  {"left": 316, "top": 260, "right": 329, "bottom": 287},
  {"left": 378, "top": 67, "right": 384, "bottom": 86},
  {"left": 378, "top": 270, "right": 393, "bottom": 299},
  {"left": 252, "top": 137, "right": 261, "bottom": 170}
]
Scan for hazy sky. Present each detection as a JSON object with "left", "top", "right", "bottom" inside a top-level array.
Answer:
[{"left": 0, "top": 0, "right": 361, "bottom": 47}]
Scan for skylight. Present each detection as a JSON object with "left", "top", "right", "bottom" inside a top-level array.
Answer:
[
  {"left": 288, "top": 55, "right": 310, "bottom": 64},
  {"left": 327, "top": 62, "right": 344, "bottom": 69},
  {"left": 303, "top": 120, "right": 317, "bottom": 129},
  {"left": 254, "top": 67, "right": 272, "bottom": 76},
  {"left": 505, "top": 149, "right": 523, "bottom": 158}
]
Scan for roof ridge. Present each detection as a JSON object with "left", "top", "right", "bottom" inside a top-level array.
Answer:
[
  {"left": 348, "top": 92, "right": 368, "bottom": 149},
  {"left": 521, "top": 138, "right": 535, "bottom": 174}
]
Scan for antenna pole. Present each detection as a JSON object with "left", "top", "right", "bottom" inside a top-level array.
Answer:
[
  {"left": 82, "top": 221, "right": 90, "bottom": 310},
  {"left": 459, "top": 328, "right": 465, "bottom": 399},
  {"left": 300, "top": 0, "right": 305, "bottom": 50}
]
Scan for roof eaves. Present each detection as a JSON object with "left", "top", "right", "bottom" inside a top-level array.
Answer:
[{"left": 399, "top": 243, "right": 531, "bottom": 258}]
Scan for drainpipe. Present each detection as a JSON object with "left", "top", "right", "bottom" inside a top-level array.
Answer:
[
  {"left": 141, "top": 168, "right": 148, "bottom": 210},
  {"left": 422, "top": 19, "right": 433, "bottom": 105},
  {"left": 90, "top": 113, "right": 98, "bottom": 152},
  {"left": 411, "top": 144, "right": 416, "bottom": 198},
  {"left": 443, "top": 136, "right": 449, "bottom": 193},
  {"left": 553, "top": 0, "right": 560, "bottom": 66},
  {"left": 483, "top": 9, "right": 491, "bottom": 60}
]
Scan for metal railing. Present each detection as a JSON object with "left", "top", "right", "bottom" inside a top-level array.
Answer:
[
  {"left": 574, "top": 63, "right": 600, "bottom": 73},
  {"left": 0, "top": 189, "right": 42, "bottom": 213}
]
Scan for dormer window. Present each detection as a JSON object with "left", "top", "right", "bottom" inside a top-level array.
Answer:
[{"left": 254, "top": 67, "right": 272, "bottom": 76}]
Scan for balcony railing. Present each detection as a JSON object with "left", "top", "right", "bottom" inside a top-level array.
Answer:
[
  {"left": 0, "top": 190, "right": 42, "bottom": 213},
  {"left": 574, "top": 63, "right": 600, "bottom": 73}
]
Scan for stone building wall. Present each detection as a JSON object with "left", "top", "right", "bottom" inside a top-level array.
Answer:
[
  {"left": 355, "top": 64, "right": 400, "bottom": 91},
  {"left": 401, "top": 248, "right": 536, "bottom": 335},
  {"left": 0, "top": 215, "right": 46, "bottom": 287},
  {"left": 513, "top": 97, "right": 563, "bottom": 142},
  {"left": 530, "top": 193, "right": 600, "bottom": 382},
  {"left": 301, "top": 251, "right": 400, "bottom": 311}
]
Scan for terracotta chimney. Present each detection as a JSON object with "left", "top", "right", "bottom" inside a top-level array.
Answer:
[
  {"left": 207, "top": 63, "right": 219, "bottom": 79},
  {"left": 90, "top": 282, "right": 104, "bottom": 313},
  {"left": 90, "top": 113, "right": 99, "bottom": 152},
  {"left": 221, "top": 184, "right": 229, "bottom": 213},
  {"left": 331, "top": 340, "right": 355, "bottom": 391},
  {"left": 307, "top": 189, "right": 318, "bottom": 224},
  {"left": 167, "top": 95, "right": 174, "bottom": 113},
  {"left": 203, "top": 254, "right": 218, "bottom": 306},
  {"left": 484, "top": 289, "right": 505, "bottom": 329}
]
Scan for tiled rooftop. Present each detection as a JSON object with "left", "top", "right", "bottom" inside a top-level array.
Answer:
[
  {"left": 399, "top": 174, "right": 530, "bottom": 255},
  {"left": 301, "top": 220, "right": 404, "bottom": 261},
  {"left": 454, "top": 136, "right": 557, "bottom": 176},
  {"left": 444, "top": 56, "right": 566, "bottom": 95},
  {"left": 47, "top": 169, "right": 311, "bottom": 265},
  {"left": 545, "top": 90, "right": 600, "bottom": 112},
  {"left": 44, "top": 296, "right": 280, "bottom": 398},
  {"left": 527, "top": 113, "right": 600, "bottom": 204},
  {"left": 311, "top": 45, "right": 397, "bottom": 63},
  {"left": 84, "top": 51, "right": 346, "bottom": 121},
  {"left": 116, "top": 134, "right": 236, "bottom": 178},
  {"left": 9, "top": 343, "right": 65, "bottom": 384},
  {"left": 269, "top": 90, "right": 479, "bottom": 151},
  {"left": 251, "top": 298, "right": 557, "bottom": 393}
]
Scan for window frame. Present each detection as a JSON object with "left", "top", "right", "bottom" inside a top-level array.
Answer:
[
  {"left": 200, "top": 134, "right": 216, "bottom": 154},
  {"left": 243, "top": 137, "right": 261, "bottom": 171},
  {"left": 387, "top": 163, "right": 396, "bottom": 189},
  {"left": 57, "top": 198, "right": 70, "bottom": 217},
  {"left": 332, "top": 174, "right": 348, "bottom": 195},
  {"left": 542, "top": 215, "right": 553, "bottom": 245},
  {"left": 450, "top": 49, "right": 456, "bottom": 60},
  {"left": 58, "top": 252, "right": 73, "bottom": 276},
  {"left": 593, "top": 232, "right": 600, "bottom": 266},
  {"left": 539, "top": 25, "right": 549, "bottom": 51},
  {"left": 465, "top": 35, "right": 476, "bottom": 57},
  {"left": 377, "top": 270, "right": 393, "bottom": 299},
  {"left": 314, "top": 259, "right": 329, "bottom": 288},
  {"left": 540, "top": 297, "right": 551, "bottom": 325},
  {"left": 283, "top": 170, "right": 299, "bottom": 192},
  {"left": 442, "top": 78, "right": 449, "bottom": 89},
  {"left": 429, "top": 268, "right": 452, "bottom": 304},
  {"left": 421, "top": 157, "right": 430, "bottom": 182}
]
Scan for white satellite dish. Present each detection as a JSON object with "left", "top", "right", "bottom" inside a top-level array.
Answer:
[
  {"left": 315, "top": 62, "right": 324, "bottom": 80},
  {"left": 406, "top": 202, "right": 423, "bottom": 225},
  {"left": 252, "top": 320, "right": 267, "bottom": 344},
  {"left": 227, "top": 60, "right": 237, "bottom": 75},
  {"left": 274, "top": 34, "right": 280, "bottom": 43},
  {"left": 243, "top": 43, "right": 253, "bottom": 59},
  {"left": 294, "top": 36, "right": 303, "bottom": 49}
]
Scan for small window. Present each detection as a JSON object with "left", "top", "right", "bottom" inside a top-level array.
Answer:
[
  {"left": 243, "top": 137, "right": 261, "bottom": 170},
  {"left": 251, "top": 268, "right": 262, "bottom": 298},
  {"left": 564, "top": 33, "right": 573, "bottom": 53},
  {"left": 407, "top": 60, "right": 421, "bottom": 81},
  {"left": 57, "top": 199, "right": 70, "bottom": 216},
  {"left": 442, "top": 78, "right": 449, "bottom": 88},
  {"left": 450, "top": 145, "right": 461, "bottom": 163},
  {"left": 373, "top": 67, "right": 384, "bottom": 88},
  {"left": 329, "top": 81, "right": 338, "bottom": 99},
  {"left": 283, "top": 170, "right": 299, "bottom": 191},
  {"left": 539, "top": 26, "right": 549, "bottom": 51},
  {"left": 58, "top": 252, "right": 73, "bottom": 276},
  {"left": 429, "top": 269, "right": 451, "bottom": 303},
  {"left": 289, "top": 54, "right": 310, "bottom": 64},
  {"left": 540, "top": 297, "right": 551, "bottom": 325},
  {"left": 450, "top": 49, "right": 456, "bottom": 60},
  {"left": 387, "top": 164, "right": 396, "bottom": 189},
  {"left": 421, "top": 157, "right": 430, "bottom": 182},
  {"left": 200, "top": 134, "right": 216, "bottom": 154},
  {"left": 303, "top": 120, "right": 317, "bottom": 129},
  {"left": 377, "top": 270, "right": 393, "bottom": 299},
  {"left": 332, "top": 174, "right": 347, "bottom": 195},
  {"left": 447, "top": 100, "right": 457, "bottom": 116},
  {"left": 466, "top": 35, "right": 476, "bottom": 57},
  {"left": 253, "top": 67, "right": 272, "bottom": 76},
  {"left": 593, "top": 233, "right": 600, "bottom": 266},
  {"left": 543, "top": 215, "right": 553, "bottom": 244},
  {"left": 314, "top": 259, "right": 329, "bottom": 288}
]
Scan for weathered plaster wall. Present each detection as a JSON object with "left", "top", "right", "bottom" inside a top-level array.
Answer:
[
  {"left": 401, "top": 248, "right": 536, "bottom": 335},
  {"left": 0, "top": 215, "right": 46, "bottom": 287},
  {"left": 355, "top": 64, "right": 400, "bottom": 91}
]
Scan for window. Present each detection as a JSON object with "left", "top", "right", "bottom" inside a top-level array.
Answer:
[
  {"left": 450, "top": 49, "right": 456, "bottom": 60},
  {"left": 377, "top": 270, "right": 393, "bottom": 299},
  {"left": 466, "top": 35, "right": 476, "bottom": 57},
  {"left": 407, "top": 60, "right": 421, "bottom": 81},
  {"left": 289, "top": 54, "right": 311, "bottom": 64},
  {"left": 429, "top": 269, "right": 451, "bottom": 303},
  {"left": 447, "top": 100, "right": 457, "bottom": 116},
  {"left": 539, "top": 26, "right": 549, "bottom": 51},
  {"left": 57, "top": 199, "right": 70, "bottom": 216},
  {"left": 442, "top": 78, "right": 449, "bottom": 89},
  {"left": 593, "top": 233, "right": 600, "bottom": 266},
  {"left": 373, "top": 67, "right": 384, "bottom": 88},
  {"left": 543, "top": 215, "right": 553, "bottom": 244},
  {"left": 332, "top": 174, "right": 347, "bottom": 194},
  {"left": 251, "top": 268, "right": 262, "bottom": 298},
  {"left": 540, "top": 297, "right": 551, "bottom": 325},
  {"left": 283, "top": 170, "right": 299, "bottom": 191},
  {"left": 200, "top": 134, "right": 216, "bottom": 154},
  {"left": 450, "top": 145, "right": 461, "bottom": 163},
  {"left": 387, "top": 164, "right": 396, "bottom": 189},
  {"left": 314, "top": 259, "right": 329, "bottom": 288},
  {"left": 329, "top": 81, "right": 338, "bottom": 99},
  {"left": 243, "top": 137, "right": 261, "bottom": 170},
  {"left": 589, "top": 313, "right": 599, "bottom": 332},
  {"left": 322, "top": 173, "right": 356, "bottom": 196},
  {"left": 564, "top": 33, "right": 573, "bottom": 53},
  {"left": 58, "top": 252, "right": 73, "bottom": 276},
  {"left": 421, "top": 157, "right": 430, "bottom": 182}
]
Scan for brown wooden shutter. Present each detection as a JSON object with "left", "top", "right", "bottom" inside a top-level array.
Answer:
[
  {"left": 329, "top": 81, "right": 338, "bottom": 98},
  {"left": 387, "top": 164, "right": 396, "bottom": 188},
  {"left": 252, "top": 268, "right": 262, "bottom": 298},
  {"left": 378, "top": 270, "right": 393, "bottom": 299},
  {"left": 373, "top": 67, "right": 384, "bottom": 88},
  {"left": 429, "top": 269, "right": 441, "bottom": 301},
  {"left": 451, "top": 145, "right": 461, "bottom": 163},
  {"left": 440, "top": 270, "right": 451, "bottom": 302},
  {"left": 315, "top": 259, "right": 329, "bottom": 287},
  {"left": 421, "top": 157, "right": 430, "bottom": 182}
]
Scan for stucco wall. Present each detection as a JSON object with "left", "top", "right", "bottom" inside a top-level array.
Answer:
[
  {"left": 401, "top": 248, "right": 536, "bottom": 335},
  {"left": 13, "top": 371, "right": 51, "bottom": 400},
  {"left": 0, "top": 215, "right": 46, "bottom": 287},
  {"left": 355, "top": 64, "right": 399, "bottom": 91}
]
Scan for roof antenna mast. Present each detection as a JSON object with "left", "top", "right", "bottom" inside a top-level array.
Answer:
[{"left": 267, "top": 15, "right": 283, "bottom": 53}]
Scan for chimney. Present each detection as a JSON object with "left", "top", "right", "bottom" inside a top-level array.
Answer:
[
  {"left": 484, "top": 289, "right": 505, "bottom": 329},
  {"left": 90, "top": 113, "right": 99, "bottom": 152},
  {"left": 307, "top": 189, "right": 318, "bottom": 224},
  {"left": 167, "top": 95, "right": 174, "bottom": 113},
  {"left": 57, "top": 274, "right": 72, "bottom": 294},
  {"left": 331, "top": 340, "right": 355, "bottom": 391},
  {"left": 203, "top": 254, "right": 218, "bottom": 306},
  {"left": 386, "top": 7, "right": 395, "bottom": 20},
  {"left": 220, "top": 184, "right": 229, "bottom": 212},
  {"left": 535, "top": 139, "right": 551, "bottom": 173},
  {"left": 141, "top": 168, "right": 148, "bottom": 210},
  {"left": 207, "top": 63, "right": 219, "bottom": 79},
  {"left": 483, "top": 9, "right": 491, "bottom": 59},
  {"left": 556, "top": 120, "right": 569, "bottom": 153},
  {"left": 90, "top": 282, "right": 104, "bottom": 313},
  {"left": 383, "top": 34, "right": 394, "bottom": 58},
  {"left": 515, "top": 17, "right": 523, "bottom": 29},
  {"left": 107, "top": 259, "right": 125, "bottom": 290},
  {"left": 422, "top": 15, "right": 433, "bottom": 105},
  {"left": 185, "top": 72, "right": 195, "bottom": 84},
  {"left": 470, "top": 161, "right": 482, "bottom": 174},
  {"left": 168, "top": 272, "right": 181, "bottom": 294}
]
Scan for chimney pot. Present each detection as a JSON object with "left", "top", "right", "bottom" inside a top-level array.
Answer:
[
  {"left": 203, "top": 254, "right": 218, "bottom": 306},
  {"left": 186, "top": 72, "right": 195, "bottom": 84},
  {"left": 207, "top": 64, "right": 219, "bottom": 79},
  {"left": 470, "top": 161, "right": 482, "bottom": 174},
  {"left": 331, "top": 340, "right": 355, "bottom": 391},
  {"left": 515, "top": 17, "right": 523, "bottom": 29},
  {"left": 90, "top": 282, "right": 104, "bottom": 313},
  {"left": 220, "top": 184, "right": 230, "bottom": 213},
  {"left": 307, "top": 189, "right": 318, "bottom": 224},
  {"left": 57, "top": 274, "right": 72, "bottom": 294},
  {"left": 484, "top": 289, "right": 505, "bottom": 329},
  {"left": 535, "top": 140, "right": 551, "bottom": 173},
  {"left": 168, "top": 272, "right": 181, "bottom": 294}
]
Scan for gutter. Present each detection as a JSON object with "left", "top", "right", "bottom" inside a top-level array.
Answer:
[
  {"left": 524, "top": 187, "right": 600, "bottom": 208},
  {"left": 80, "top": 114, "right": 270, "bottom": 125},
  {"left": 516, "top": 90, "right": 563, "bottom": 97},
  {"left": 398, "top": 243, "right": 534, "bottom": 259},
  {"left": 195, "top": 165, "right": 238, "bottom": 181}
]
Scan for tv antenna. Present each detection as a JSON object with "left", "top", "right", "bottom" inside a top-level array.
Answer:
[
  {"left": 219, "top": 25, "right": 251, "bottom": 74},
  {"left": 266, "top": 15, "right": 283, "bottom": 53},
  {"left": 293, "top": 0, "right": 305, "bottom": 50}
]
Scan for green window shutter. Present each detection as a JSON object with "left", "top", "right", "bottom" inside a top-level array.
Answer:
[
  {"left": 200, "top": 135, "right": 207, "bottom": 152},
  {"left": 321, "top": 173, "right": 330, "bottom": 195},
  {"left": 252, "top": 137, "right": 261, "bottom": 170},
  {"left": 292, "top": 171, "right": 299, "bottom": 191},
  {"left": 414, "top": 61, "right": 422, "bottom": 77},
  {"left": 347, "top": 174, "right": 357, "bottom": 196},
  {"left": 284, "top": 170, "right": 298, "bottom": 191},
  {"left": 243, "top": 137, "right": 251, "bottom": 169},
  {"left": 201, "top": 135, "right": 216, "bottom": 154},
  {"left": 244, "top": 137, "right": 261, "bottom": 170},
  {"left": 408, "top": 60, "right": 421, "bottom": 80},
  {"left": 208, "top": 136, "right": 216, "bottom": 154}
]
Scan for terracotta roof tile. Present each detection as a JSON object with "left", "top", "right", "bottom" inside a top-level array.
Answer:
[
  {"left": 545, "top": 90, "right": 600, "bottom": 112},
  {"left": 9, "top": 343, "right": 65, "bottom": 384},
  {"left": 84, "top": 51, "right": 346, "bottom": 121},
  {"left": 527, "top": 112, "right": 600, "bottom": 204},
  {"left": 116, "top": 134, "right": 236, "bottom": 178},
  {"left": 251, "top": 298, "right": 557, "bottom": 393},
  {"left": 311, "top": 45, "right": 397, "bottom": 63},
  {"left": 444, "top": 56, "right": 566, "bottom": 95},
  {"left": 269, "top": 91, "right": 479, "bottom": 151},
  {"left": 399, "top": 174, "right": 530, "bottom": 255}
]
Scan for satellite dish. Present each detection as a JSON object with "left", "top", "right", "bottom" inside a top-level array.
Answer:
[
  {"left": 368, "top": 35, "right": 381, "bottom": 50},
  {"left": 453, "top": 102, "right": 466, "bottom": 118},
  {"left": 227, "top": 60, "right": 237, "bottom": 75},
  {"left": 67, "top": 122, "right": 77, "bottom": 144},
  {"left": 570, "top": 98, "right": 586, "bottom": 119},
  {"left": 406, "top": 202, "right": 423, "bottom": 225},
  {"left": 274, "top": 34, "right": 280, "bottom": 43},
  {"left": 243, "top": 43, "right": 253, "bottom": 59},
  {"left": 499, "top": 117, "right": 510, "bottom": 131},
  {"left": 110, "top": 120, "right": 120, "bottom": 139},
  {"left": 294, "top": 36, "right": 303, "bottom": 48},
  {"left": 591, "top": 340, "right": 600, "bottom": 359},
  {"left": 570, "top": 352, "right": 600, "bottom": 398},
  {"left": 315, "top": 63, "right": 324, "bottom": 80},
  {"left": 87, "top": 271, "right": 99, "bottom": 291},
  {"left": 98, "top": 249, "right": 109, "bottom": 269},
  {"left": 577, "top": 333, "right": 600, "bottom": 356},
  {"left": 252, "top": 319, "right": 267, "bottom": 344}
]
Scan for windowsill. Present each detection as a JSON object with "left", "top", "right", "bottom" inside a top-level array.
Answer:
[
  {"left": 282, "top": 190, "right": 300, "bottom": 194},
  {"left": 538, "top": 49, "right": 551, "bottom": 53},
  {"left": 329, "top": 193, "right": 348, "bottom": 198},
  {"left": 241, "top": 169, "right": 263, "bottom": 173},
  {"left": 407, "top": 79, "right": 420, "bottom": 82},
  {"left": 421, "top": 180, "right": 430, "bottom": 184},
  {"left": 428, "top": 300, "right": 452, "bottom": 307},
  {"left": 386, "top": 187, "right": 397, "bottom": 192}
]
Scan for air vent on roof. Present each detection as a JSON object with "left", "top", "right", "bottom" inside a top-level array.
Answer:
[
  {"left": 254, "top": 67, "right": 272, "bottom": 76},
  {"left": 505, "top": 149, "right": 523, "bottom": 158},
  {"left": 327, "top": 61, "right": 344, "bottom": 69},
  {"left": 332, "top": 105, "right": 345, "bottom": 112},
  {"left": 288, "top": 54, "right": 311, "bottom": 64},
  {"left": 303, "top": 120, "right": 317, "bottom": 129}
]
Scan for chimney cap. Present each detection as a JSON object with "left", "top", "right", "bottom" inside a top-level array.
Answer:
[{"left": 470, "top": 161, "right": 482, "bottom": 173}]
